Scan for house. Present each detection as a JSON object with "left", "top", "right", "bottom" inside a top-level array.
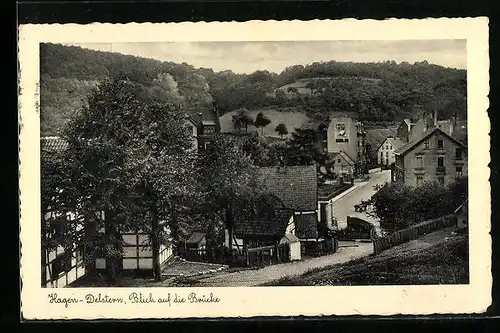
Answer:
[
  {"left": 40, "top": 136, "right": 175, "bottom": 286},
  {"left": 317, "top": 182, "right": 353, "bottom": 230},
  {"left": 325, "top": 151, "right": 356, "bottom": 179},
  {"left": 41, "top": 137, "right": 86, "bottom": 287},
  {"left": 377, "top": 137, "right": 405, "bottom": 166},
  {"left": 185, "top": 101, "right": 221, "bottom": 152},
  {"left": 185, "top": 231, "right": 207, "bottom": 249},
  {"left": 324, "top": 112, "right": 368, "bottom": 176},
  {"left": 256, "top": 165, "right": 328, "bottom": 255},
  {"left": 393, "top": 127, "right": 467, "bottom": 187},
  {"left": 396, "top": 119, "right": 415, "bottom": 143},
  {"left": 364, "top": 127, "right": 398, "bottom": 167},
  {"left": 408, "top": 110, "right": 467, "bottom": 144}
]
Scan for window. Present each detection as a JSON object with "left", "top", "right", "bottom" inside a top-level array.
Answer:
[
  {"left": 385, "top": 151, "right": 389, "bottom": 157},
  {"left": 203, "top": 125, "right": 215, "bottom": 135},
  {"left": 438, "top": 156, "right": 445, "bottom": 167},
  {"left": 424, "top": 140, "right": 429, "bottom": 149},
  {"left": 416, "top": 176, "right": 423, "bottom": 186},
  {"left": 385, "top": 145, "right": 389, "bottom": 150},
  {"left": 437, "top": 139, "right": 444, "bottom": 149},
  {"left": 415, "top": 156, "right": 423, "bottom": 168},
  {"left": 437, "top": 176, "right": 445, "bottom": 185},
  {"left": 456, "top": 166, "right": 463, "bottom": 177},
  {"left": 337, "top": 158, "right": 341, "bottom": 163},
  {"left": 204, "top": 142, "right": 212, "bottom": 150},
  {"left": 380, "top": 152, "right": 383, "bottom": 160},
  {"left": 455, "top": 147, "right": 463, "bottom": 159}
]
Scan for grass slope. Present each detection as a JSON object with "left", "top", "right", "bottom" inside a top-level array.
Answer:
[{"left": 266, "top": 231, "right": 468, "bottom": 286}]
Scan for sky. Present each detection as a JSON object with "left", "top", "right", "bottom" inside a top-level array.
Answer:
[{"left": 72, "top": 40, "right": 467, "bottom": 74}]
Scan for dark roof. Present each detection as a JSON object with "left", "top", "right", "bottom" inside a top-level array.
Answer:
[
  {"left": 395, "top": 127, "right": 467, "bottom": 156},
  {"left": 185, "top": 104, "right": 220, "bottom": 129},
  {"left": 294, "top": 214, "right": 318, "bottom": 239},
  {"left": 259, "top": 166, "right": 318, "bottom": 211},
  {"left": 365, "top": 128, "right": 398, "bottom": 148},
  {"left": 234, "top": 209, "right": 292, "bottom": 237},
  {"left": 41, "top": 136, "right": 68, "bottom": 152},
  {"left": 377, "top": 137, "right": 405, "bottom": 151},
  {"left": 186, "top": 232, "right": 206, "bottom": 244},
  {"left": 40, "top": 137, "right": 68, "bottom": 162}
]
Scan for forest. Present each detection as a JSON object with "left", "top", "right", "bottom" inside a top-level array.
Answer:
[{"left": 40, "top": 43, "right": 467, "bottom": 136}]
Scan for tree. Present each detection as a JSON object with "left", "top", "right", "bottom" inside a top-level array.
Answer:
[
  {"left": 125, "top": 101, "right": 197, "bottom": 281},
  {"left": 369, "top": 178, "right": 468, "bottom": 233},
  {"left": 254, "top": 112, "right": 272, "bottom": 135},
  {"left": 275, "top": 122, "right": 289, "bottom": 139},
  {"left": 197, "top": 134, "right": 265, "bottom": 249},
  {"left": 60, "top": 78, "right": 197, "bottom": 283},
  {"left": 232, "top": 108, "right": 254, "bottom": 133},
  {"left": 285, "top": 127, "right": 326, "bottom": 167}
]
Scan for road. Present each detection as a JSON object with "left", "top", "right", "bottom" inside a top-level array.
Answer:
[
  {"left": 333, "top": 170, "right": 391, "bottom": 230},
  {"left": 179, "top": 242, "right": 373, "bottom": 287},
  {"left": 173, "top": 171, "right": 391, "bottom": 287}
]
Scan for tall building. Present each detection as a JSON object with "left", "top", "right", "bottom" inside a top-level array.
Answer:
[{"left": 325, "top": 112, "right": 367, "bottom": 176}]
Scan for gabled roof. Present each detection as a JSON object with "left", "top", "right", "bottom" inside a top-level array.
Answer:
[
  {"left": 258, "top": 165, "right": 318, "bottom": 211},
  {"left": 394, "top": 127, "right": 467, "bottom": 156},
  {"left": 377, "top": 137, "right": 405, "bottom": 151},
  {"left": 234, "top": 209, "right": 292, "bottom": 237},
  {"left": 365, "top": 128, "right": 398, "bottom": 148},
  {"left": 327, "top": 151, "right": 355, "bottom": 165},
  {"left": 186, "top": 231, "right": 206, "bottom": 244}
]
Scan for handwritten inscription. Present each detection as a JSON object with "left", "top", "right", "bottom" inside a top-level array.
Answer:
[{"left": 48, "top": 292, "right": 220, "bottom": 308}]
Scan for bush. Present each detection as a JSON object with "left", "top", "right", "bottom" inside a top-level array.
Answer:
[{"left": 370, "top": 177, "right": 467, "bottom": 233}]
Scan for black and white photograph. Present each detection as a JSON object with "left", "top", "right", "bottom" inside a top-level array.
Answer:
[{"left": 19, "top": 19, "right": 490, "bottom": 319}]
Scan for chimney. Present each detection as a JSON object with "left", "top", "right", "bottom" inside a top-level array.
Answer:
[
  {"left": 433, "top": 109, "right": 438, "bottom": 127},
  {"left": 422, "top": 111, "right": 428, "bottom": 132}
]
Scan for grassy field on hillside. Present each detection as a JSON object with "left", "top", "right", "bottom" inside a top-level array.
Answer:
[
  {"left": 265, "top": 231, "right": 468, "bottom": 286},
  {"left": 219, "top": 108, "right": 312, "bottom": 138}
]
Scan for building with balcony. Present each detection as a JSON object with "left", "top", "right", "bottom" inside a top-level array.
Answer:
[{"left": 393, "top": 127, "right": 467, "bottom": 187}]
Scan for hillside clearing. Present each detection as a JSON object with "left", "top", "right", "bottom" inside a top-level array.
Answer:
[{"left": 219, "top": 108, "right": 312, "bottom": 137}]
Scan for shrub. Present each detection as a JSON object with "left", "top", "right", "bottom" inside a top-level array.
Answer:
[{"left": 370, "top": 177, "right": 467, "bottom": 233}]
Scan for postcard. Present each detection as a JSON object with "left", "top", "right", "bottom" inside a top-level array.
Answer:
[{"left": 19, "top": 18, "right": 491, "bottom": 319}]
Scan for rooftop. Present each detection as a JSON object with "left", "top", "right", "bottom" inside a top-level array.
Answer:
[{"left": 258, "top": 165, "right": 318, "bottom": 211}]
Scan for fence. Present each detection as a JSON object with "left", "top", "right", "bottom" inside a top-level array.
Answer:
[
  {"left": 245, "top": 244, "right": 290, "bottom": 267},
  {"left": 176, "top": 243, "right": 290, "bottom": 268},
  {"left": 372, "top": 214, "right": 457, "bottom": 255}
]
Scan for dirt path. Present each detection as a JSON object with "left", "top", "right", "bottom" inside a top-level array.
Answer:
[{"left": 181, "top": 242, "right": 373, "bottom": 287}]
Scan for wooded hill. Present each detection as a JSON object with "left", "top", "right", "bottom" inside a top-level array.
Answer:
[{"left": 40, "top": 43, "right": 467, "bottom": 136}]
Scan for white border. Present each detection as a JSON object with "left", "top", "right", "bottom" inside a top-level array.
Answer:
[{"left": 19, "top": 18, "right": 491, "bottom": 319}]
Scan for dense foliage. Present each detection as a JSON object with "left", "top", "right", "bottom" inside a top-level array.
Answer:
[
  {"left": 42, "top": 78, "right": 198, "bottom": 283},
  {"left": 41, "top": 43, "right": 467, "bottom": 136},
  {"left": 369, "top": 177, "right": 468, "bottom": 233}
]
